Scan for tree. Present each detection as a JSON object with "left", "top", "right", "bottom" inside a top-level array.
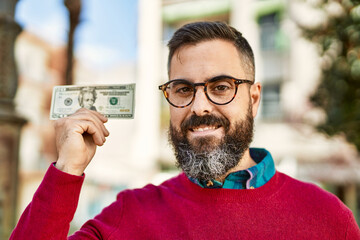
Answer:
[
  {"left": 298, "top": 0, "right": 360, "bottom": 151},
  {"left": 64, "top": 0, "right": 81, "bottom": 85}
]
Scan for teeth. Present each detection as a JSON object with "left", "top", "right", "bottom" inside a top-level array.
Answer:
[{"left": 192, "top": 126, "right": 216, "bottom": 132}]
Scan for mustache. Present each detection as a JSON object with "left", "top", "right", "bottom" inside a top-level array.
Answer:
[{"left": 180, "top": 114, "right": 230, "bottom": 134}]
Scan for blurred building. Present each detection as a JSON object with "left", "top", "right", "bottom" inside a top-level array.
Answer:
[{"left": 13, "top": 0, "right": 359, "bottom": 232}]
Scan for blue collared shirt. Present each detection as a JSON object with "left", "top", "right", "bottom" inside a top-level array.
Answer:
[{"left": 190, "top": 148, "right": 276, "bottom": 189}]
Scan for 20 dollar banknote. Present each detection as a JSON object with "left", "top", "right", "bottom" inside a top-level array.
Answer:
[{"left": 50, "top": 84, "right": 135, "bottom": 119}]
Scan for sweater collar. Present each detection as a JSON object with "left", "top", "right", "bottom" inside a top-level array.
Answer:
[{"left": 189, "top": 148, "right": 276, "bottom": 189}]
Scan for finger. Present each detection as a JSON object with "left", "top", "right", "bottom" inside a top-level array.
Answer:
[
  {"left": 84, "top": 111, "right": 110, "bottom": 137},
  {"left": 92, "top": 110, "right": 108, "bottom": 123},
  {"left": 75, "top": 108, "right": 108, "bottom": 123},
  {"left": 70, "top": 110, "right": 109, "bottom": 138},
  {"left": 103, "top": 124, "right": 110, "bottom": 137},
  {"left": 84, "top": 112, "right": 109, "bottom": 137},
  {"left": 76, "top": 120, "right": 106, "bottom": 146},
  {"left": 84, "top": 113, "right": 109, "bottom": 138}
]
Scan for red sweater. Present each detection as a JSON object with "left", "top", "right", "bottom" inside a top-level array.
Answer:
[{"left": 11, "top": 164, "right": 360, "bottom": 239}]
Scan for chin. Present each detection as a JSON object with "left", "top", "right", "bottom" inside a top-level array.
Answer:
[{"left": 188, "top": 135, "right": 222, "bottom": 153}]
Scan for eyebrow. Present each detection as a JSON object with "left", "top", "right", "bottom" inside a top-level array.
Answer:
[{"left": 171, "top": 80, "right": 189, "bottom": 86}]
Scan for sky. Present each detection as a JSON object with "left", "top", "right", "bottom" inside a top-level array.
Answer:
[{"left": 15, "top": 0, "right": 138, "bottom": 69}]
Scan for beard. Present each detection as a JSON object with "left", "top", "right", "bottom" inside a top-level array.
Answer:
[{"left": 169, "top": 106, "right": 254, "bottom": 182}]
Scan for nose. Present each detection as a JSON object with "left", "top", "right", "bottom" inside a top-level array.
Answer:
[{"left": 190, "top": 87, "right": 214, "bottom": 116}]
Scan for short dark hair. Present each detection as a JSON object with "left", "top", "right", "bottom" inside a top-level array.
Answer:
[{"left": 167, "top": 21, "right": 255, "bottom": 80}]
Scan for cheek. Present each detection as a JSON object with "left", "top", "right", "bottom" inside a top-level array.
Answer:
[
  {"left": 220, "top": 99, "right": 250, "bottom": 123},
  {"left": 169, "top": 107, "right": 188, "bottom": 129}
]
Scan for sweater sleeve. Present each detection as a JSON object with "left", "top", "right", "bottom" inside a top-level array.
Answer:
[
  {"left": 10, "top": 163, "right": 85, "bottom": 240},
  {"left": 67, "top": 192, "right": 125, "bottom": 239},
  {"left": 345, "top": 209, "right": 360, "bottom": 239}
]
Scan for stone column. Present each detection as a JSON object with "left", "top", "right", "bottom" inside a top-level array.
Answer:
[
  {"left": 130, "top": 0, "right": 161, "bottom": 185},
  {"left": 0, "top": 0, "right": 27, "bottom": 239}
]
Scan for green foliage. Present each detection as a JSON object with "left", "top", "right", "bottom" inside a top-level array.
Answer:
[{"left": 299, "top": 0, "right": 360, "bottom": 151}]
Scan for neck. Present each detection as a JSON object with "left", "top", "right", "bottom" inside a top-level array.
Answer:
[{"left": 216, "top": 148, "right": 256, "bottom": 183}]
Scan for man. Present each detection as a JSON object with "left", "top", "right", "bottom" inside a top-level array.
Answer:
[
  {"left": 11, "top": 21, "right": 360, "bottom": 239},
  {"left": 78, "top": 87, "right": 97, "bottom": 111}
]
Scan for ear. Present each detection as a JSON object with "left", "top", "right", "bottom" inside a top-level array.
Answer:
[{"left": 249, "top": 82, "right": 261, "bottom": 118}]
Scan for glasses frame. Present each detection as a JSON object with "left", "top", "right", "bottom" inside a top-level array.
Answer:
[{"left": 158, "top": 75, "right": 254, "bottom": 108}]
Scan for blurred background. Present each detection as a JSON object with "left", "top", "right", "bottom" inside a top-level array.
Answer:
[{"left": 0, "top": 0, "right": 359, "bottom": 237}]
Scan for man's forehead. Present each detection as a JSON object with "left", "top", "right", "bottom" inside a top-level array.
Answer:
[
  {"left": 169, "top": 40, "right": 244, "bottom": 80},
  {"left": 172, "top": 39, "right": 237, "bottom": 57}
]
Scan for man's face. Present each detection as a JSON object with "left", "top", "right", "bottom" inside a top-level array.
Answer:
[
  {"left": 82, "top": 92, "right": 95, "bottom": 109},
  {"left": 168, "top": 39, "right": 261, "bottom": 181}
]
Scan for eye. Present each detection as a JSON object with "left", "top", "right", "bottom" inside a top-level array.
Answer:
[
  {"left": 213, "top": 84, "right": 230, "bottom": 91},
  {"left": 175, "top": 86, "right": 192, "bottom": 93},
  {"left": 170, "top": 81, "right": 194, "bottom": 95},
  {"left": 209, "top": 79, "right": 233, "bottom": 93}
]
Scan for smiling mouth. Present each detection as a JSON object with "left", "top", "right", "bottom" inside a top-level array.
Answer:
[
  {"left": 180, "top": 114, "right": 230, "bottom": 136},
  {"left": 190, "top": 125, "right": 222, "bottom": 132}
]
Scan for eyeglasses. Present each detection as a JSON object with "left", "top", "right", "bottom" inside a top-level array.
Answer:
[{"left": 158, "top": 75, "right": 253, "bottom": 108}]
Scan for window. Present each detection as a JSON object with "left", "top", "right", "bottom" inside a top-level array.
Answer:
[
  {"left": 261, "top": 82, "right": 282, "bottom": 120},
  {"left": 259, "top": 13, "right": 279, "bottom": 51}
]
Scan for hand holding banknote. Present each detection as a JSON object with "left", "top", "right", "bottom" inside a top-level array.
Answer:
[
  {"left": 50, "top": 84, "right": 135, "bottom": 175},
  {"left": 54, "top": 108, "right": 110, "bottom": 176}
]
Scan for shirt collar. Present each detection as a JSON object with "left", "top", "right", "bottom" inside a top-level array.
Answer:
[{"left": 189, "top": 148, "right": 276, "bottom": 189}]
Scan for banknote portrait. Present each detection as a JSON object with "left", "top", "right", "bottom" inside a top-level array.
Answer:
[{"left": 78, "top": 87, "right": 97, "bottom": 111}]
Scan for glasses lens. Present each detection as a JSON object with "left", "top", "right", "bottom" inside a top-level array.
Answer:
[
  {"left": 207, "top": 77, "right": 236, "bottom": 104},
  {"left": 166, "top": 80, "right": 194, "bottom": 107}
]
